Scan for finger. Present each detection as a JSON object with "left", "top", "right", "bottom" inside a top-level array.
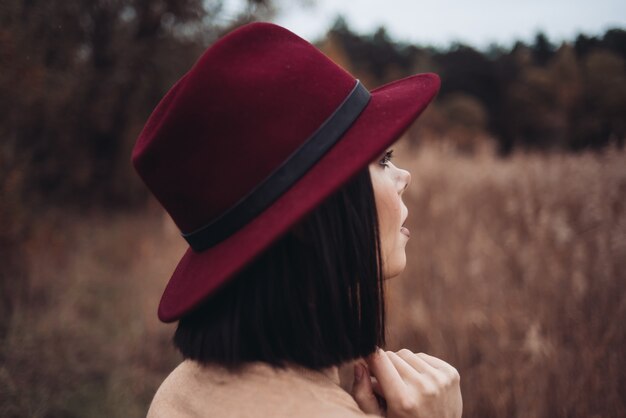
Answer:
[
  {"left": 396, "top": 349, "right": 428, "bottom": 373},
  {"left": 397, "top": 351, "right": 448, "bottom": 385},
  {"left": 351, "top": 364, "right": 384, "bottom": 416},
  {"left": 416, "top": 352, "right": 459, "bottom": 377},
  {"left": 371, "top": 378, "right": 383, "bottom": 396},
  {"left": 359, "top": 362, "right": 384, "bottom": 396},
  {"left": 388, "top": 350, "right": 443, "bottom": 393},
  {"left": 397, "top": 350, "right": 444, "bottom": 375},
  {"left": 365, "top": 348, "right": 407, "bottom": 403},
  {"left": 386, "top": 351, "right": 425, "bottom": 382},
  {"left": 415, "top": 352, "right": 448, "bottom": 369}
]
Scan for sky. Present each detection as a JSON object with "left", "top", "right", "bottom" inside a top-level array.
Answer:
[{"left": 258, "top": 0, "right": 626, "bottom": 50}]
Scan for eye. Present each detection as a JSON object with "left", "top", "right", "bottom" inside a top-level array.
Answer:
[{"left": 379, "top": 149, "right": 394, "bottom": 168}]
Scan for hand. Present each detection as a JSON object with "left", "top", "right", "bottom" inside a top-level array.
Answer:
[{"left": 351, "top": 348, "right": 462, "bottom": 418}]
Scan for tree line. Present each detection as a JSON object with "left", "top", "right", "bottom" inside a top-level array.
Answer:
[
  {"left": 324, "top": 17, "right": 625, "bottom": 155},
  {"left": 0, "top": 4, "right": 623, "bottom": 213}
]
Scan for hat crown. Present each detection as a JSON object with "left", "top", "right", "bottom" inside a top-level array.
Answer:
[{"left": 132, "top": 22, "right": 356, "bottom": 233}]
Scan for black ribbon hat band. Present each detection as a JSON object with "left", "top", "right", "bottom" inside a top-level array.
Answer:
[{"left": 182, "top": 79, "right": 371, "bottom": 252}]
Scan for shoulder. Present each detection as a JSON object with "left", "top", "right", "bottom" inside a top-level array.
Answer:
[
  {"left": 147, "top": 361, "right": 204, "bottom": 418},
  {"left": 147, "top": 360, "right": 381, "bottom": 418}
]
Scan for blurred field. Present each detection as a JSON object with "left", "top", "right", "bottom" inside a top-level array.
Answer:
[
  {"left": 1, "top": 141, "right": 625, "bottom": 417},
  {"left": 1, "top": 210, "right": 184, "bottom": 417},
  {"left": 388, "top": 141, "right": 626, "bottom": 417}
]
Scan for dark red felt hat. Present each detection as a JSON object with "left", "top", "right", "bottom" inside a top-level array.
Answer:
[{"left": 132, "top": 21, "right": 440, "bottom": 322}]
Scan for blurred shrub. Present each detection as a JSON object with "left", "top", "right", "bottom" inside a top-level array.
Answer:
[
  {"left": 438, "top": 93, "right": 490, "bottom": 154},
  {"left": 0, "top": 210, "right": 184, "bottom": 417},
  {"left": 0, "top": 0, "right": 275, "bottom": 207},
  {"left": 0, "top": 0, "right": 279, "bottom": 386}
]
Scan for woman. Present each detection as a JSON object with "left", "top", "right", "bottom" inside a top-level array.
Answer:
[{"left": 132, "top": 21, "right": 462, "bottom": 418}]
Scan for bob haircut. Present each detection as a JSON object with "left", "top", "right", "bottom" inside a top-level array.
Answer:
[{"left": 173, "top": 166, "right": 386, "bottom": 371}]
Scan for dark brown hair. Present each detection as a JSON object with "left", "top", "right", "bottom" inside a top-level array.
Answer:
[{"left": 173, "top": 166, "right": 385, "bottom": 371}]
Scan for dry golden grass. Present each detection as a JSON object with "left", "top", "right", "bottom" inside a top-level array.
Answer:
[
  {"left": 1, "top": 142, "right": 624, "bottom": 417},
  {"left": 1, "top": 209, "right": 184, "bottom": 417},
  {"left": 387, "top": 141, "right": 626, "bottom": 417}
]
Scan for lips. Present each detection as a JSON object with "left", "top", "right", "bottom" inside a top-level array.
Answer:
[{"left": 400, "top": 206, "right": 409, "bottom": 237}]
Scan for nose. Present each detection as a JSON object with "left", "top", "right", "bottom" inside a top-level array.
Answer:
[{"left": 398, "top": 168, "right": 411, "bottom": 194}]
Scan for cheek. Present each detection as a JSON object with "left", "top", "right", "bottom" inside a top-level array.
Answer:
[
  {"left": 369, "top": 166, "right": 401, "bottom": 239},
  {"left": 370, "top": 167, "right": 407, "bottom": 279},
  {"left": 379, "top": 192, "right": 406, "bottom": 279},
  {"left": 379, "top": 188, "right": 401, "bottom": 231},
  {"left": 376, "top": 193, "right": 402, "bottom": 262}
]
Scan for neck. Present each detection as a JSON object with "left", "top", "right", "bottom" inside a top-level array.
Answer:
[{"left": 283, "top": 361, "right": 342, "bottom": 386}]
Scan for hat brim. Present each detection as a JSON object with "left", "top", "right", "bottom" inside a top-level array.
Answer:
[{"left": 157, "top": 72, "right": 440, "bottom": 322}]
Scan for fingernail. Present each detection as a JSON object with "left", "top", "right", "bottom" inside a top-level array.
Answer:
[
  {"left": 354, "top": 364, "right": 363, "bottom": 381},
  {"left": 367, "top": 347, "right": 383, "bottom": 360}
]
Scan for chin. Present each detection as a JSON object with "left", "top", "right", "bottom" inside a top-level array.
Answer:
[
  {"left": 381, "top": 243, "right": 408, "bottom": 279},
  {"left": 384, "top": 257, "right": 407, "bottom": 280}
]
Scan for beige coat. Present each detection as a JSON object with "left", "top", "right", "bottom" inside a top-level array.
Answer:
[{"left": 147, "top": 359, "right": 381, "bottom": 417}]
